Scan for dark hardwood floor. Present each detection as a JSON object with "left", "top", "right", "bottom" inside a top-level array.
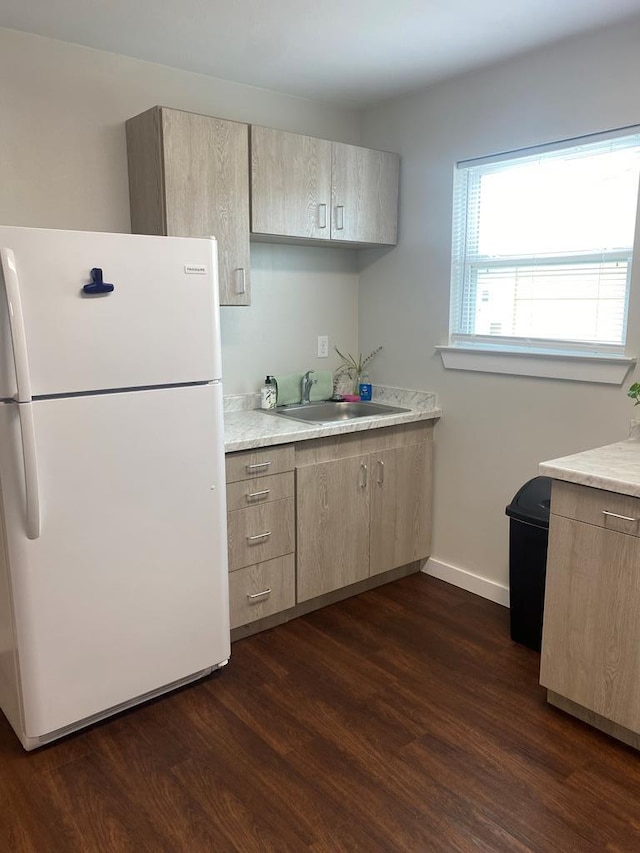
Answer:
[{"left": 2, "top": 573, "right": 640, "bottom": 852}]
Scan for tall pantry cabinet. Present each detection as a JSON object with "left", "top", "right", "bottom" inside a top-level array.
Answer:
[{"left": 126, "top": 106, "right": 251, "bottom": 306}]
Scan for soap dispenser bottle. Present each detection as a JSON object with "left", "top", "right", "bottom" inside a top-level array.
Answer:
[{"left": 261, "top": 376, "right": 276, "bottom": 410}]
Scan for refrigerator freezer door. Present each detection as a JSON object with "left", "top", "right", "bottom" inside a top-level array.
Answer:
[
  {"left": 0, "top": 227, "right": 222, "bottom": 399},
  {"left": 0, "top": 383, "right": 229, "bottom": 740}
]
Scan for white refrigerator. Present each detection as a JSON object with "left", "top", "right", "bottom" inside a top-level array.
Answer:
[{"left": 0, "top": 226, "right": 230, "bottom": 750}]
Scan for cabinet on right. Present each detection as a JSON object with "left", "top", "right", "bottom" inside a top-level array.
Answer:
[
  {"left": 540, "top": 480, "right": 640, "bottom": 746},
  {"left": 250, "top": 126, "right": 400, "bottom": 246},
  {"left": 295, "top": 422, "right": 432, "bottom": 602}
]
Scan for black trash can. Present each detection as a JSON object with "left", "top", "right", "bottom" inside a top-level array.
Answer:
[{"left": 505, "top": 476, "right": 552, "bottom": 651}]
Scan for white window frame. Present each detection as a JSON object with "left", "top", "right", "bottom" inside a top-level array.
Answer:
[{"left": 440, "top": 127, "right": 640, "bottom": 384}]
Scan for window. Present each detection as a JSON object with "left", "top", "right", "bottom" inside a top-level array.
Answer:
[{"left": 449, "top": 129, "right": 640, "bottom": 364}]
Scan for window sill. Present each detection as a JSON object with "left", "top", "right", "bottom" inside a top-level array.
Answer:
[{"left": 436, "top": 346, "right": 636, "bottom": 385}]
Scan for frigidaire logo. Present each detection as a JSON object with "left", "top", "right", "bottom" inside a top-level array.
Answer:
[{"left": 184, "top": 265, "right": 207, "bottom": 275}]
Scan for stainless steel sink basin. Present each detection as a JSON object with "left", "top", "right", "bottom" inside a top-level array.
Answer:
[{"left": 267, "top": 400, "right": 410, "bottom": 424}]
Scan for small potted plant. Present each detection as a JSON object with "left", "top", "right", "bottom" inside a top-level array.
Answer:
[
  {"left": 627, "top": 383, "right": 640, "bottom": 439},
  {"left": 334, "top": 345, "right": 382, "bottom": 397},
  {"left": 628, "top": 383, "right": 640, "bottom": 406}
]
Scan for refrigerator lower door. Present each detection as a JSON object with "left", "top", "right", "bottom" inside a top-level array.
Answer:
[{"left": 0, "top": 383, "right": 229, "bottom": 743}]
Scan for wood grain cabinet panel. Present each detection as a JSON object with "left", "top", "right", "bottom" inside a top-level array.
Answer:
[
  {"left": 369, "top": 443, "right": 432, "bottom": 577},
  {"left": 228, "top": 555, "right": 295, "bottom": 629},
  {"left": 227, "top": 498, "right": 295, "bottom": 572},
  {"left": 225, "top": 445, "right": 295, "bottom": 483},
  {"left": 250, "top": 126, "right": 332, "bottom": 240},
  {"left": 540, "top": 512, "right": 640, "bottom": 734},
  {"left": 331, "top": 142, "right": 399, "bottom": 245},
  {"left": 551, "top": 480, "right": 640, "bottom": 537},
  {"left": 126, "top": 106, "right": 251, "bottom": 306},
  {"left": 226, "top": 472, "right": 294, "bottom": 512},
  {"left": 296, "top": 455, "right": 370, "bottom": 601},
  {"left": 250, "top": 126, "right": 399, "bottom": 247}
]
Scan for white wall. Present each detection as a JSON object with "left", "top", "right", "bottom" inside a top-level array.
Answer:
[
  {"left": 360, "top": 17, "right": 640, "bottom": 596},
  {"left": 0, "top": 28, "right": 361, "bottom": 393}
]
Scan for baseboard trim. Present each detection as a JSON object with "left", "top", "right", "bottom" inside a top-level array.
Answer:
[{"left": 423, "top": 558, "right": 509, "bottom": 607}]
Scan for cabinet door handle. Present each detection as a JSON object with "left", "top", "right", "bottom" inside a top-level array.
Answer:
[
  {"left": 318, "top": 203, "right": 327, "bottom": 229},
  {"left": 237, "top": 268, "right": 246, "bottom": 295},
  {"left": 335, "top": 205, "right": 345, "bottom": 231},
  {"left": 602, "top": 510, "right": 638, "bottom": 523},
  {"left": 247, "top": 588, "right": 272, "bottom": 600},
  {"left": 377, "top": 460, "right": 385, "bottom": 484},
  {"left": 247, "top": 531, "right": 271, "bottom": 543},
  {"left": 246, "top": 461, "right": 271, "bottom": 472},
  {"left": 360, "top": 463, "right": 368, "bottom": 489},
  {"left": 247, "top": 489, "right": 271, "bottom": 501}
]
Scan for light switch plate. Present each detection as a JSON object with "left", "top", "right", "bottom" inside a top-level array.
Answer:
[{"left": 317, "top": 335, "right": 329, "bottom": 358}]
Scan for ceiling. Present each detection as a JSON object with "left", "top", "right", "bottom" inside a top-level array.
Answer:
[{"left": 2, "top": 0, "right": 640, "bottom": 107}]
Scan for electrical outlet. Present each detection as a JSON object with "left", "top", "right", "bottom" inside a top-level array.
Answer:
[{"left": 317, "top": 335, "right": 329, "bottom": 358}]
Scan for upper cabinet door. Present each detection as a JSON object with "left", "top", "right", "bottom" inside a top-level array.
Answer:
[
  {"left": 126, "top": 107, "right": 251, "bottom": 306},
  {"left": 331, "top": 142, "right": 399, "bottom": 246},
  {"left": 249, "top": 127, "right": 399, "bottom": 246},
  {"left": 250, "top": 126, "right": 332, "bottom": 241}
]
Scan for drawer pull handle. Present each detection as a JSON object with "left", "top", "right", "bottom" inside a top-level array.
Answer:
[
  {"left": 246, "top": 461, "right": 272, "bottom": 472},
  {"left": 602, "top": 510, "right": 638, "bottom": 523},
  {"left": 377, "top": 459, "right": 385, "bottom": 484},
  {"left": 247, "top": 588, "right": 272, "bottom": 601},
  {"left": 247, "top": 531, "right": 271, "bottom": 543},
  {"left": 360, "top": 463, "right": 368, "bottom": 489},
  {"left": 247, "top": 489, "right": 270, "bottom": 501}
]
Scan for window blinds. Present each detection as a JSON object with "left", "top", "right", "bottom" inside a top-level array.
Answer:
[{"left": 450, "top": 130, "right": 640, "bottom": 355}]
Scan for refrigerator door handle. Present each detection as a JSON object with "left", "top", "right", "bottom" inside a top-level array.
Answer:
[
  {"left": 18, "top": 402, "right": 41, "bottom": 540},
  {"left": 1, "top": 248, "right": 33, "bottom": 403}
]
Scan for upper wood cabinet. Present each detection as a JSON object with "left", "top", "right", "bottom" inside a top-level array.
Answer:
[
  {"left": 250, "top": 126, "right": 332, "bottom": 241},
  {"left": 250, "top": 126, "right": 399, "bottom": 246},
  {"left": 126, "top": 107, "right": 251, "bottom": 306},
  {"left": 331, "top": 142, "right": 400, "bottom": 245}
]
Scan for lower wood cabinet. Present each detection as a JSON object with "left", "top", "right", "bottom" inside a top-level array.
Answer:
[
  {"left": 295, "top": 423, "right": 433, "bottom": 602},
  {"left": 540, "top": 480, "right": 640, "bottom": 745},
  {"left": 227, "top": 499, "right": 294, "bottom": 571},
  {"left": 228, "top": 555, "right": 295, "bottom": 630},
  {"left": 369, "top": 443, "right": 432, "bottom": 577},
  {"left": 296, "top": 454, "right": 371, "bottom": 601},
  {"left": 225, "top": 446, "right": 295, "bottom": 629},
  {"left": 224, "top": 421, "right": 434, "bottom": 636}
]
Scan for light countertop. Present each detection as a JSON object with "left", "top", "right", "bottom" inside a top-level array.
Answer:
[
  {"left": 224, "top": 386, "right": 441, "bottom": 453},
  {"left": 539, "top": 438, "right": 640, "bottom": 498}
]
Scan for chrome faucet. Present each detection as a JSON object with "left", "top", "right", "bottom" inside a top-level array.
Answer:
[{"left": 301, "top": 370, "right": 317, "bottom": 404}]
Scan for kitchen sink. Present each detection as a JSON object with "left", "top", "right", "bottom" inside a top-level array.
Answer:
[{"left": 267, "top": 400, "right": 410, "bottom": 424}]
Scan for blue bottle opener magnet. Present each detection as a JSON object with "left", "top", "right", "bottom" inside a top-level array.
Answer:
[{"left": 83, "top": 268, "right": 114, "bottom": 295}]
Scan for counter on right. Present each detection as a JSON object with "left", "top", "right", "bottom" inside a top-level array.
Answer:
[{"left": 538, "top": 438, "right": 640, "bottom": 749}]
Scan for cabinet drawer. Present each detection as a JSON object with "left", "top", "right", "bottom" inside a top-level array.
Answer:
[
  {"left": 227, "top": 497, "right": 294, "bottom": 571},
  {"left": 228, "top": 555, "right": 295, "bottom": 629},
  {"left": 225, "top": 445, "right": 294, "bottom": 483},
  {"left": 552, "top": 480, "right": 640, "bottom": 537},
  {"left": 226, "top": 472, "right": 294, "bottom": 511}
]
